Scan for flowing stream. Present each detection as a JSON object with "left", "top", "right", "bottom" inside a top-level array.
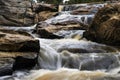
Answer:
[{"left": 0, "top": 3, "right": 120, "bottom": 80}]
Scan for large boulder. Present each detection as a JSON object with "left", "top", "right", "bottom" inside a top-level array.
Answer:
[
  {"left": 84, "top": 4, "right": 120, "bottom": 46},
  {"left": 0, "top": 0, "right": 36, "bottom": 26},
  {"left": 0, "top": 52, "right": 36, "bottom": 76},
  {"left": 0, "top": 28, "right": 40, "bottom": 76},
  {"left": 0, "top": 0, "right": 57, "bottom": 26},
  {"left": 0, "top": 28, "right": 40, "bottom": 52}
]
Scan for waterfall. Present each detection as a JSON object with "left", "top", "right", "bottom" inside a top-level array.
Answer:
[
  {"left": 0, "top": 3, "right": 120, "bottom": 80},
  {"left": 45, "top": 12, "right": 94, "bottom": 25},
  {"left": 38, "top": 39, "right": 62, "bottom": 70}
]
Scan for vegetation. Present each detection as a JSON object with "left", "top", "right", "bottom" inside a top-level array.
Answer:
[{"left": 38, "top": 0, "right": 104, "bottom": 4}]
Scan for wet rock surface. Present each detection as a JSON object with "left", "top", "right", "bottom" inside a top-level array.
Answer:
[
  {"left": 35, "top": 22, "right": 83, "bottom": 39},
  {"left": 39, "top": 39, "right": 120, "bottom": 71},
  {"left": 84, "top": 4, "right": 120, "bottom": 46},
  {"left": 0, "top": 28, "right": 40, "bottom": 76},
  {"left": 0, "top": 52, "right": 37, "bottom": 76},
  {"left": 40, "top": 39, "right": 118, "bottom": 53},
  {"left": 61, "top": 52, "right": 119, "bottom": 70},
  {"left": 62, "top": 4, "right": 104, "bottom": 12},
  {"left": 35, "top": 18, "right": 88, "bottom": 39}
]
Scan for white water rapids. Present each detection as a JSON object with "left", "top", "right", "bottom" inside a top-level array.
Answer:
[{"left": 1, "top": 3, "right": 120, "bottom": 80}]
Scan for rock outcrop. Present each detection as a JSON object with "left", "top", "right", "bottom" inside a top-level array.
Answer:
[
  {"left": 0, "top": 0, "right": 57, "bottom": 26},
  {"left": 0, "top": 28, "right": 40, "bottom": 76},
  {"left": 33, "top": 3, "right": 58, "bottom": 22},
  {"left": 0, "top": 0, "right": 35, "bottom": 26},
  {"left": 35, "top": 22, "right": 84, "bottom": 39},
  {"left": 84, "top": 4, "right": 120, "bottom": 46},
  {"left": 0, "top": 28, "right": 39, "bottom": 52}
]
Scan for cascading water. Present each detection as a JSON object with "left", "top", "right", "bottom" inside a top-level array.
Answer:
[
  {"left": 38, "top": 40, "right": 61, "bottom": 70},
  {"left": 45, "top": 12, "right": 94, "bottom": 25},
  {"left": 1, "top": 3, "right": 120, "bottom": 80}
]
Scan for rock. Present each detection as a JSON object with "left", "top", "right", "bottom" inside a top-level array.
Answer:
[
  {"left": 0, "top": 52, "right": 37, "bottom": 76},
  {"left": 0, "top": 0, "right": 57, "bottom": 26},
  {"left": 84, "top": 4, "right": 120, "bottom": 46},
  {"left": 70, "top": 9, "right": 91, "bottom": 15},
  {"left": 37, "top": 11, "right": 57, "bottom": 22},
  {"left": 36, "top": 28, "right": 63, "bottom": 39},
  {"left": 0, "top": 0, "right": 36, "bottom": 26},
  {"left": 0, "top": 28, "right": 40, "bottom": 75},
  {"left": 33, "top": 3, "right": 57, "bottom": 13},
  {"left": 12, "top": 55, "right": 38, "bottom": 71},
  {"left": 33, "top": 3, "right": 58, "bottom": 22},
  {"left": 35, "top": 22, "right": 85, "bottom": 39},
  {"left": 62, "top": 3, "right": 104, "bottom": 14},
  {"left": 0, "top": 28, "right": 40, "bottom": 52},
  {"left": 36, "top": 22, "right": 82, "bottom": 33}
]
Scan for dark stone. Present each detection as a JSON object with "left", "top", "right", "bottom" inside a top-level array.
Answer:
[
  {"left": 12, "top": 55, "right": 38, "bottom": 71},
  {"left": 37, "top": 29, "right": 63, "bottom": 39},
  {"left": 0, "top": 66, "right": 13, "bottom": 76}
]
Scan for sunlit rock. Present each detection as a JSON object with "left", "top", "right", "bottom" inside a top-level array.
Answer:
[
  {"left": 0, "top": 28, "right": 40, "bottom": 75},
  {"left": 0, "top": 28, "right": 39, "bottom": 52},
  {"left": 35, "top": 22, "right": 83, "bottom": 39},
  {"left": 84, "top": 3, "right": 120, "bottom": 46}
]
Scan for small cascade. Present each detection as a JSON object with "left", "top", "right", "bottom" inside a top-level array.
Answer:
[
  {"left": 114, "top": 54, "right": 120, "bottom": 65},
  {"left": 38, "top": 39, "right": 62, "bottom": 70},
  {"left": 89, "top": 53, "right": 98, "bottom": 70},
  {"left": 45, "top": 12, "right": 94, "bottom": 25},
  {"left": 38, "top": 39, "right": 120, "bottom": 70},
  {"left": 61, "top": 51, "right": 120, "bottom": 71},
  {"left": 62, "top": 3, "right": 105, "bottom": 11},
  {"left": 1, "top": 24, "right": 37, "bottom": 32},
  {"left": 0, "top": 24, "right": 38, "bottom": 38},
  {"left": 54, "top": 30, "right": 85, "bottom": 39}
]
